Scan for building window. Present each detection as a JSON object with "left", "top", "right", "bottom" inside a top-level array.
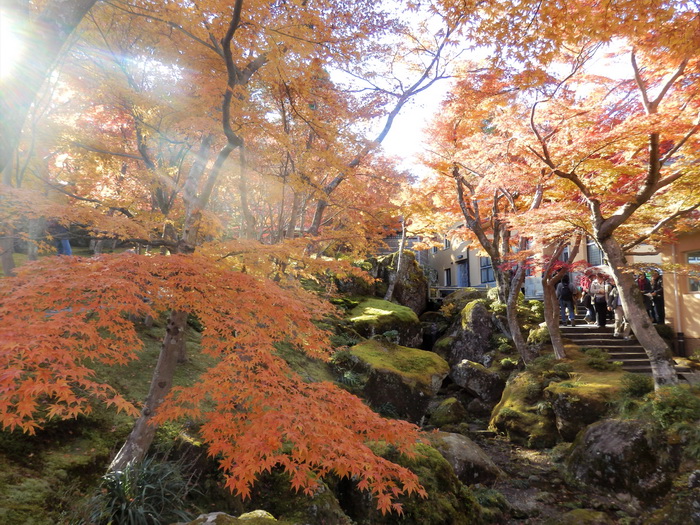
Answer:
[
  {"left": 431, "top": 246, "right": 438, "bottom": 254},
  {"left": 444, "top": 238, "right": 451, "bottom": 249},
  {"left": 559, "top": 245, "right": 570, "bottom": 263},
  {"left": 444, "top": 268, "right": 452, "bottom": 286},
  {"left": 480, "top": 257, "right": 495, "bottom": 283},
  {"left": 689, "top": 251, "right": 700, "bottom": 292},
  {"left": 586, "top": 239, "right": 603, "bottom": 266}
]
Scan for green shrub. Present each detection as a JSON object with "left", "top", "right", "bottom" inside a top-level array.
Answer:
[
  {"left": 527, "top": 300, "right": 545, "bottom": 323},
  {"left": 500, "top": 357, "right": 519, "bottom": 370},
  {"left": 668, "top": 422, "right": 700, "bottom": 460},
  {"left": 552, "top": 363, "right": 574, "bottom": 378},
  {"left": 620, "top": 373, "right": 654, "bottom": 398},
  {"left": 582, "top": 348, "right": 619, "bottom": 371},
  {"left": 527, "top": 325, "right": 550, "bottom": 345},
  {"left": 329, "top": 332, "right": 361, "bottom": 348},
  {"left": 79, "top": 453, "right": 196, "bottom": 525},
  {"left": 651, "top": 386, "right": 700, "bottom": 429}
]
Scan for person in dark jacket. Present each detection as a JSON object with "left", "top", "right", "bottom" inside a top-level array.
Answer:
[
  {"left": 650, "top": 270, "right": 665, "bottom": 324},
  {"left": 636, "top": 272, "right": 655, "bottom": 322},
  {"left": 556, "top": 275, "right": 577, "bottom": 326}
]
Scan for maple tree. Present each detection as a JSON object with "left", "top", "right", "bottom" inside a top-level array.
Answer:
[
  {"left": 419, "top": 67, "right": 548, "bottom": 362},
  {"left": 0, "top": 0, "right": 452, "bottom": 512},
  {"left": 429, "top": 0, "right": 700, "bottom": 387}
]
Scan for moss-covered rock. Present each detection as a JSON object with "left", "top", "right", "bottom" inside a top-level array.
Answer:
[
  {"left": 547, "top": 508, "right": 611, "bottom": 524},
  {"left": 345, "top": 443, "right": 484, "bottom": 525},
  {"left": 565, "top": 419, "right": 681, "bottom": 499},
  {"left": 441, "top": 288, "right": 489, "bottom": 318},
  {"left": 545, "top": 381, "right": 615, "bottom": 441},
  {"left": 374, "top": 251, "right": 430, "bottom": 315},
  {"left": 182, "top": 511, "right": 284, "bottom": 524},
  {"left": 347, "top": 297, "right": 423, "bottom": 347},
  {"left": 430, "top": 397, "right": 468, "bottom": 427},
  {"left": 436, "top": 300, "right": 495, "bottom": 367},
  {"left": 429, "top": 431, "right": 505, "bottom": 485},
  {"left": 450, "top": 360, "right": 506, "bottom": 405},
  {"left": 350, "top": 339, "right": 450, "bottom": 422},
  {"left": 489, "top": 372, "right": 559, "bottom": 449}
]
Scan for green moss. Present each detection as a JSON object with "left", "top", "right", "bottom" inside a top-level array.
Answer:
[
  {"left": 430, "top": 397, "right": 467, "bottom": 427},
  {"left": 547, "top": 508, "right": 610, "bottom": 524},
  {"left": 273, "top": 341, "right": 335, "bottom": 383},
  {"left": 355, "top": 443, "right": 484, "bottom": 524},
  {"left": 350, "top": 339, "right": 449, "bottom": 391},
  {"left": 460, "top": 299, "right": 489, "bottom": 330},
  {"left": 349, "top": 297, "right": 419, "bottom": 324},
  {"left": 432, "top": 336, "right": 453, "bottom": 356},
  {"left": 347, "top": 298, "right": 421, "bottom": 343},
  {"left": 489, "top": 372, "right": 559, "bottom": 449}
]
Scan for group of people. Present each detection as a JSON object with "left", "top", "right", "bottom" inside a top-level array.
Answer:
[{"left": 555, "top": 269, "right": 665, "bottom": 340}]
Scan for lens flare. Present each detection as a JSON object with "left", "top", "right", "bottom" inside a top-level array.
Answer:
[{"left": 0, "top": 12, "right": 24, "bottom": 79}]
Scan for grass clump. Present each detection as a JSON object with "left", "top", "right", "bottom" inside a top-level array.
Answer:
[
  {"left": 76, "top": 452, "right": 198, "bottom": 525},
  {"left": 620, "top": 373, "right": 654, "bottom": 398}
]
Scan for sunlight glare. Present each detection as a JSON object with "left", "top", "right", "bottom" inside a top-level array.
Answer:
[{"left": 0, "top": 12, "right": 24, "bottom": 79}]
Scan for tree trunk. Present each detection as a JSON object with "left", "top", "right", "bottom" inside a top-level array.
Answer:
[
  {"left": 27, "top": 217, "right": 45, "bottom": 261},
  {"left": 285, "top": 191, "right": 301, "bottom": 239},
  {"left": 109, "top": 310, "right": 189, "bottom": 471},
  {"left": 543, "top": 280, "right": 565, "bottom": 359},
  {"left": 0, "top": 236, "right": 15, "bottom": 277},
  {"left": 506, "top": 266, "right": 535, "bottom": 363},
  {"left": 384, "top": 220, "right": 406, "bottom": 302},
  {"left": 600, "top": 237, "right": 678, "bottom": 388}
]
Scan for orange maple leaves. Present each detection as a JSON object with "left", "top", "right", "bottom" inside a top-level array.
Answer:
[{"left": 0, "top": 250, "right": 426, "bottom": 513}]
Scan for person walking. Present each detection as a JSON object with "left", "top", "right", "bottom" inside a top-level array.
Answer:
[
  {"left": 589, "top": 273, "right": 609, "bottom": 328},
  {"left": 556, "top": 275, "right": 577, "bottom": 326},
  {"left": 607, "top": 282, "right": 631, "bottom": 339}
]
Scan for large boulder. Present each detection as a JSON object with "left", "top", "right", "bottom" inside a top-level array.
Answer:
[
  {"left": 429, "top": 397, "right": 468, "bottom": 427},
  {"left": 373, "top": 251, "right": 429, "bottom": 315},
  {"left": 349, "top": 339, "right": 449, "bottom": 422},
  {"left": 450, "top": 360, "right": 506, "bottom": 406},
  {"left": 434, "top": 300, "right": 494, "bottom": 366},
  {"left": 566, "top": 419, "right": 681, "bottom": 499},
  {"left": 544, "top": 381, "right": 614, "bottom": 441},
  {"left": 347, "top": 297, "right": 423, "bottom": 347},
  {"left": 441, "top": 288, "right": 489, "bottom": 316},
  {"left": 489, "top": 372, "right": 559, "bottom": 449},
  {"left": 429, "top": 431, "right": 505, "bottom": 485}
]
